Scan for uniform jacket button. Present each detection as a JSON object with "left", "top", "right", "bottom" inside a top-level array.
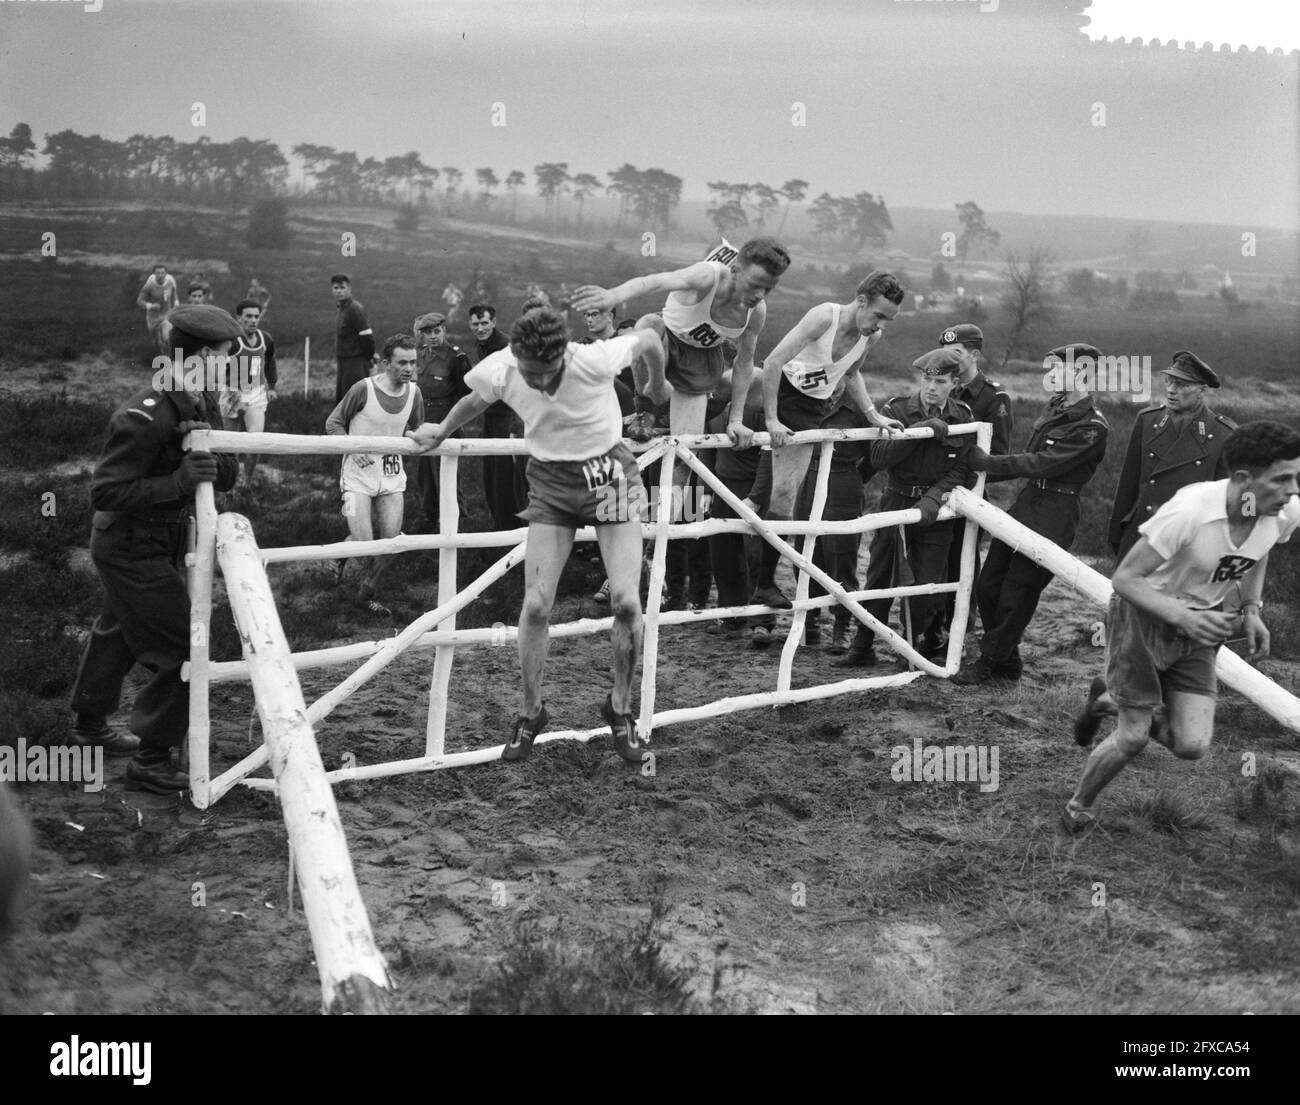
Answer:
[{"left": 1194, "top": 460, "right": 1201, "bottom": 466}]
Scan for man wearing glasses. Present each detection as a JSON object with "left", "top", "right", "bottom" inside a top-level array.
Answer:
[{"left": 1107, "top": 352, "right": 1236, "bottom": 562}]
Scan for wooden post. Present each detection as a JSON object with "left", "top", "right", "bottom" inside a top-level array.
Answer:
[
  {"left": 216, "top": 513, "right": 391, "bottom": 1014},
  {"left": 637, "top": 442, "right": 678, "bottom": 739},
  {"left": 943, "top": 423, "right": 991, "bottom": 670},
  {"left": 425, "top": 453, "right": 460, "bottom": 757},
  {"left": 777, "top": 439, "right": 833, "bottom": 692},
  {"left": 185, "top": 428, "right": 217, "bottom": 809}
]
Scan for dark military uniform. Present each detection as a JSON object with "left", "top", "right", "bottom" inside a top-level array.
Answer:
[
  {"left": 973, "top": 393, "right": 1109, "bottom": 672},
  {"left": 845, "top": 391, "right": 975, "bottom": 655},
  {"left": 1108, "top": 402, "right": 1236, "bottom": 561},
  {"left": 70, "top": 384, "right": 238, "bottom": 753},
  {"left": 335, "top": 294, "right": 375, "bottom": 404},
  {"left": 936, "top": 369, "right": 1013, "bottom": 635},
  {"left": 414, "top": 341, "right": 473, "bottom": 530},
  {"left": 474, "top": 327, "right": 527, "bottom": 531}
]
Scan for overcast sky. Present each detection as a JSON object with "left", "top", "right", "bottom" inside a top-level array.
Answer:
[{"left": 1, "top": 0, "right": 1296, "bottom": 228}]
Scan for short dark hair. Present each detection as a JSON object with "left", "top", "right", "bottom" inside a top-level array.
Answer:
[
  {"left": 510, "top": 307, "right": 569, "bottom": 363},
  {"left": 469, "top": 303, "right": 496, "bottom": 321},
  {"left": 153, "top": 262, "right": 166, "bottom": 271},
  {"left": 613, "top": 318, "right": 637, "bottom": 334},
  {"left": 737, "top": 236, "right": 791, "bottom": 277},
  {"left": 1224, "top": 421, "right": 1300, "bottom": 473},
  {"left": 330, "top": 273, "right": 351, "bottom": 286},
  {"left": 188, "top": 280, "right": 210, "bottom": 294},
  {"left": 857, "top": 270, "right": 906, "bottom": 305},
  {"left": 382, "top": 333, "right": 417, "bottom": 361},
  {"left": 234, "top": 299, "right": 261, "bottom": 315}
]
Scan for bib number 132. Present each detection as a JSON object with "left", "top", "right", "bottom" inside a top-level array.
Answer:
[{"left": 581, "top": 455, "right": 617, "bottom": 491}]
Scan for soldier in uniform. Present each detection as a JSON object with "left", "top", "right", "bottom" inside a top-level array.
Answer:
[
  {"left": 411, "top": 312, "right": 472, "bottom": 532},
  {"left": 332, "top": 273, "right": 376, "bottom": 404},
  {"left": 929, "top": 323, "right": 1012, "bottom": 646},
  {"left": 835, "top": 347, "right": 975, "bottom": 668},
  {"left": 69, "top": 305, "right": 242, "bottom": 794},
  {"left": 953, "top": 343, "right": 1110, "bottom": 685},
  {"left": 1108, "top": 351, "right": 1235, "bottom": 561}
]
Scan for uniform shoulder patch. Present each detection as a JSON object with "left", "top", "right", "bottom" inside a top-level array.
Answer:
[
  {"left": 1138, "top": 402, "right": 1164, "bottom": 416},
  {"left": 1214, "top": 411, "right": 1237, "bottom": 429}
]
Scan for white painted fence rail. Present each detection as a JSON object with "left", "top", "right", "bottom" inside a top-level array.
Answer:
[{"left": 215, "top": 512, "right": 392, "bottom": 1014}]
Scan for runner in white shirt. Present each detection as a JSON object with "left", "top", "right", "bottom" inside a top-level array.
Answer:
[
  {"left": 326, "top": 334, "right": 425, "bottom": 616},
  {"left": 1065, "top": 420, "right": 1300, "bottom": 832},
  {"left": 408, "top": 307, "right": 668, "bottom": 765},
  {"left": 751, "top": 271, "right": 907, "bottom": 606}
]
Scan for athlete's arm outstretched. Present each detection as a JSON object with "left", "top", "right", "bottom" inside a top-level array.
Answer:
[
  {"left": 406, "top": 393, "right": 492, "bottom": 454},
  {"left": 570, "top": 261, "right": 717, "bottom": 314}
]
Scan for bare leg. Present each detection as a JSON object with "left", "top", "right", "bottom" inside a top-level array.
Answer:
[
  {"left": 342, "top": 489, "right": 375, "bottom": 587},
  {"left": 1069, "top": 706, "right": 1152, "bottom": 812},
  {"left": 518, "top": 522, "right": 576, "bottom": 718},
  {"left": 595, "top": 517, "right": 644, "bottom": 714},
  {"left": 365, "top": 491, "right": 404, "bottom": 596},
  {"left": 1161, "top": 690, "right": 1216, "bottom": 758},
  {"left": 243, "top": 405, "right": 266, "bottom": 485}
]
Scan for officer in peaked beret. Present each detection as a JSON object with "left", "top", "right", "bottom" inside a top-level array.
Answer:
[
  {"left": 69, "top": 304, "right": 241, "bottom": 794},
  {"left": 1107, "top": 350, "right": 1236, "bottom": 561}
]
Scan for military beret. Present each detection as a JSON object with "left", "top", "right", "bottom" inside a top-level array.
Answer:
[
  {"left": 1164, "top": 350, "right": 1219, "bottom": 388},
  {"left": 1045, "top": 343, "right": 1103, "bottom": 363},
  {"left": 912, "top": 347, "right": 965, "bottom": 377},
  {"left": 166, "top": 305, "right": 244, "bottom": 343},
  {"left": 939, "top": 323, "right": 983, "bottom": 348},
  {"left": 413, "top": 312, "right": 448, "bottom": 331}
]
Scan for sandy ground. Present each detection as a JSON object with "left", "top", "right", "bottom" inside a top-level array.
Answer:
[{"left": 3, "top": 554, "right": 1299, "bottom": 1014}]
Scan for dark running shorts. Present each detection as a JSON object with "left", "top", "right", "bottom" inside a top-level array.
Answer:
[
  {"left": 776, "top": 373, "right": 834, "bottom": 432},
  {"left": 665, "top": 328, "right": 726, "bottom": 396},
  {"left": 521, "top": 451, "right": 644, "bottom": 528},
  {"left": 1105, "top": 595, "right": 1223, "bottom": 708}
]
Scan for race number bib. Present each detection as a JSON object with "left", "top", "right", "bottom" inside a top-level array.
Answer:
[
  {"left": 795, "top": 367, "right": 829, "bottom": 393},
  {"left": 1211, "top": 554, "right": 1256, "bottom": 583},
  {"left": 381, "top": 455, "right": 402, "bottom": 477},
  {"left": 686, "top": 322, "right": 722, "bottom": 347},
  {"left": 581, "top": 454, "right": 617, "bottom": 491},
  {"left": 704, "top": 240, "right": 738, "bottom": 266}
]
